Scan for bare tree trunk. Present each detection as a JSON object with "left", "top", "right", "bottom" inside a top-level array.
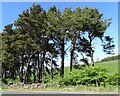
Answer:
[
  {"left": 91, "top": 52, "right": 94, "bottom": 66},
  {"left": 40, "top": 52, "right": 46, "bottom": 82},
  {"left": 11, "top": 65, "right": 16, "bottom": 80},
  {"left": 60, "top": 39, "right": 65, "bottom": 78},
  {"left": 70, "top": 41, "right": 75, "bottom": 72},
  {"left": 17, "top": 65, "right": 21, "bottom": 82},
  {"left": 24, "top": 63, "right": 30, "bottom": 84},
  {"left": 10, "top": 67, "right": 12, "bottom": 79},
  {"left": 37, "top": 51, "right": 40, "bottom": 83},
  {"left": 2, "top": 69, "right": 4, "bottom": 78},
  {"left": 50, "top": 54, "right": 53, "bottom": 79},
  {"left": 88, "top": 33, "right": 94, "bottom": 66},
  {"left": 12, "top": 59, "right": 16, "bottom": 80},
  {"left": 20, "top": 55, "right": 24, "bottom": 82},
  {"left": 4, "top": 69, "right": 7, "bottom": 78},
  {"left": 33, "top": 66, "right": 36, "bottom": 83}
]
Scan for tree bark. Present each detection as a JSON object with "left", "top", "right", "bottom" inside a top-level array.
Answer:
[
  {"left": 33, "top": 66, "right": 36, "bottom": 83},
  {"left": 70, "top": 40, "right": 75, "bottom": 72},
  {"left": 40, "top": 52, "right": 46, "bottom": 82},
  {"left": 12, "top": 59, "right": 16, "bottom": 80},
  {"left": 88, "top": 33, "right": 94, "bottom": 66},
  {"left": 37, "top": 51, "right": 40, "bottom": 83},
  {"left": 50, "top": 54, "right": 53, "bottom": 79},
  {"left": 4, "top": 69, "right": 7, "bottom": 78},
  {"left": 91, "top": 52, "right": 94, "bottom": 66},
  {"left": 24, "top": 64, "right": 30, "bottom": 83},
  {"left": 60, "top": 39, "right": 65, "bottom": 78},
  {"left": 20, "top": 55, "right": 24, "bottom": 82},
  {"left": 11, "top": 65, "right": 16, "bottom": 80}
]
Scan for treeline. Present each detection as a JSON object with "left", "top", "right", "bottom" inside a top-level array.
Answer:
[
  {"left": 2, "top": 3, "right": 114, "bottom": 84},
  {"left": 100, "top": 55, "right": 120, "bottom": 62}
]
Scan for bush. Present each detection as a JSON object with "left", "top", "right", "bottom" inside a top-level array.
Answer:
[
  {"left": 73, "top": 64, "right": 86, "bottom": 70},
  {"left": 106, "top": 73, "right": 120, "bottom": 85},
  {"left": 59, "top": 74, "right": 76, "bottom": 86},
  {"left": 50, "top": 66, "right": 120, "bottom": 87},
  {"left": 2, "top": 78, "right": 8, "bottom": 84},
  {"left": 59, "top": 66, "right": 109, "bottom": 86},
  {"left": 75, "top": 66, "right": 108, "bottom": 86}
]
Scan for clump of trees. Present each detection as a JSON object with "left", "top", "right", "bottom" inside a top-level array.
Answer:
[
  {"left": 99, "top": 55, "right": 120, "bottom": 63},
  {"left": 2, "top": 3, "right": 115, "bottom": 84}
]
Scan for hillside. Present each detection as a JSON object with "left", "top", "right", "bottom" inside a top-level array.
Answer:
[
  {"left": 65, "top": 60, "right": 118, "bottom": 75},
  {"left": 99, "top": 55, "right": 120, "bottom": 63},
  {"left": 95, "top": 60, "right": 118, "bottom": 74}
]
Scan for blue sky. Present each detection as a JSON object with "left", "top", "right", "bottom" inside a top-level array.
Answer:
[{"left": 1, "top": 2, "right": 118, "bottom": 66}]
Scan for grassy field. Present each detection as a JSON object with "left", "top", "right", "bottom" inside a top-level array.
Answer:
[
  {"left": 95, "top": 60, "right": 119, "bottom": 74},
  {"left": 64, "top": 60, "right": 118, "bottom": 76}
]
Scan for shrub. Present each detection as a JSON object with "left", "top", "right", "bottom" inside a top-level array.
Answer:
[
  {"left": 59, "top": 74, "right": 76, "bottom": 86},
  {"left": 106, "top": 73, "right": 120, "bottom": 85},
  {"left": 59, "top": 66, "right": 109, "bottom": 86},
  {"left": 53, "top": 66, "right": 119, "bottom": 87},
  {"left": 75, "top": 66, "right": 108, "bottom": 86},
  {"left": 73, "top": 64, "right": 86, "bottom": 70},
  {"left": 2, "top": 78, "right": 8, "bottom": 84}
]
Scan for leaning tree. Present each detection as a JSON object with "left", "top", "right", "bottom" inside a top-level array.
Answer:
[{"left": 76, "top": 7, "right": 114, "bottom": 66}]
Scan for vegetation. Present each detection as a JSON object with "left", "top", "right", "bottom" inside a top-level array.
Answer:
[
  {"left": 95, "top": 60, "right": 118, "bottom": 74},
  {"left": 2, "top": 3, "right": 118, "bottom": 92},
  {"left": 98, "top": 55, "right": 120, "bottom": 63},
  {"left": 2, "top": 61, "right": 119, "bottom": 92}
]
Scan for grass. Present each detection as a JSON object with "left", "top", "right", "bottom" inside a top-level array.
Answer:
[
  {"left": 95, "top": 60, "right": 119, "bottom": 74},
  {"left": 64, "top": 60, "right": 118, "bottom": 76},
  {"left": 2, "top": 84, "right": 118, "bottom": 93}
]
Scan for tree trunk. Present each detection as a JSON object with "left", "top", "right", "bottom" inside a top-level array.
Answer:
[
  {"left": 91, "top": 52, "right": 94, "bottom": 66},
  {"left": 21, "top": 64, "right": 24, "bottom": 82},
  {"left": 60, "top": 39, "right": 65, "bottom": 78},
  {"left": 70, "top": 40, "right": 75, "bottom": 72},
  {"left": 50, "top": 54, "right": 53, "bottom": 79},
  {"left": 10, "top": 67, "right": 12, "bottom": 79},
  {"left": 17, "top": 65, "right": 21, "bottom": 82},
  {"left": 33, "top": 66, "right": 36, "bottom": 83},
  {"left": 12, "top": 60, "right": 16, "bottom": 80},
  {"left": 88, "top": 33, "right": 94, "bottom": 66},
  {"left": 40, "top": 52, "right": 46, "bottom": 82},
  {"left": 4, "top": 69, "right": 7, "bottom": 78},
  {"left": 37, "top": 51, "right": 40, "bottom": 83},
  {"left": 11, "top": 65, "right": 16, "bottom": 80},
  {"left": 2, "top": 69, "right": 4, "bottom": 78},
  {"left": 24, "top": 63, "right": 30, "bottom": 84},
  {"left": 20, "top": 55, "right": 24, "bottom": 82}
]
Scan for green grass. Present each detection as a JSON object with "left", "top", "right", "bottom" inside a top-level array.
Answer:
[
  {"left": 95, "top": 60, "right": 119, "bottom": 74},
  {"left": 65, "top": 60, "right": 120, "bottom": 75},
  {"left": 64, "top": 60, "right": 119, "bottom": 75}
]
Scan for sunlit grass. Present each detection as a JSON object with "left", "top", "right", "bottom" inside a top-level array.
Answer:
[{"left": 95, "top": 60, "right": 118, "bottom": 74}]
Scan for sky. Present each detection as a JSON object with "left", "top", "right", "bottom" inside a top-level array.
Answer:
[{"left": 1, "top": 2, "right": 119, "bottom": 66}]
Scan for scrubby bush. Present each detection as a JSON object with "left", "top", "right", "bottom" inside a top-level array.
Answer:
[
  {"left": 106, "top": 73, "right": 120, "bottom": 85},
  {"left": 2, "top": 78, "right": 8, "bottom": 84},
  {"left": 59, "top": 74, "right": 76, "bottom": 86},
  {"left": 73, "top": 64, "right": 86, "bottom": 70},
  {"left": 75, "top": 66, "right": 108, "bottom": 86},
  {"left": 59, "top": 66, "right": 110, "bottom": 86}
]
